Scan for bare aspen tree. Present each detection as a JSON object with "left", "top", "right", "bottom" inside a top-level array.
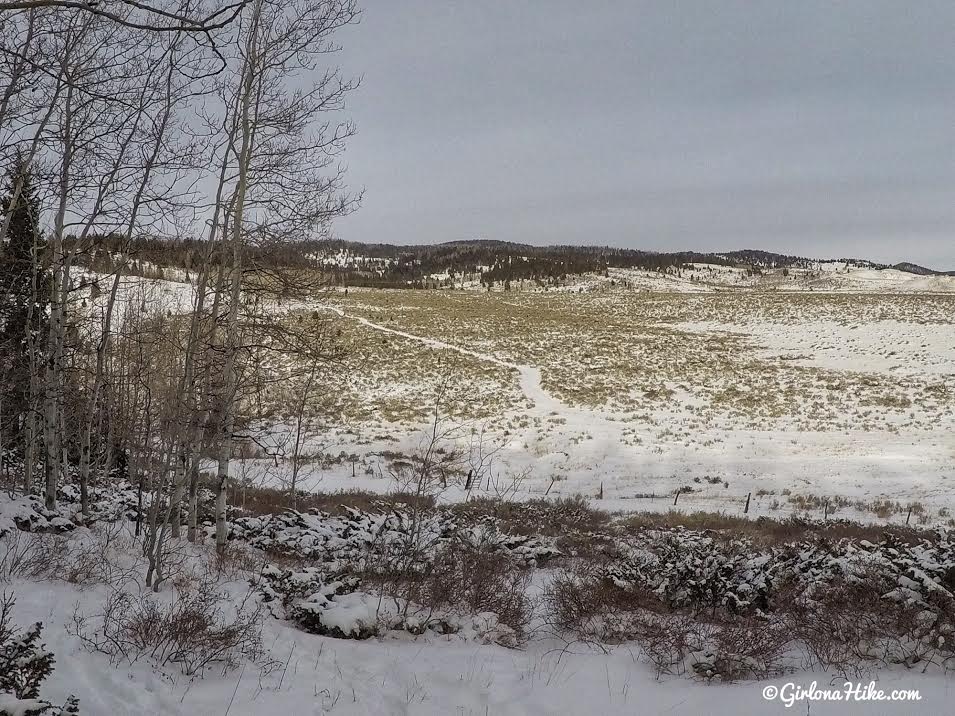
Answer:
[
  {"left": 288, "top": 363, "right": 318, "bottom": 508},
  {"left": 41, "top": 11, "right": 161, "bottom": 508},
  {"left": 0, "top": 0, "right": 359, "bottom": 591},
  {"left": 77, "top": 27, "right": 203, "bottom": 521},
  {"left": 205, "top": 0, "right": 359, "bottom": 551}
]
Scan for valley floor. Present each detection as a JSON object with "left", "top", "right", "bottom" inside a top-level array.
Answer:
[
  {"left": 29, "top": 271, "right": 951, "bottom": 714},
  {"left": 93, "top": 272, "right": 955, "bottom": 526},
  {"left": 242, "top": 287, "right": 955, "bottom": 527}
]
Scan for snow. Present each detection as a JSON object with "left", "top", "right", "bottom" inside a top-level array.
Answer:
[
  {"left": 0, "top": 695, "right": 56, "bottom": 716},
  {"left": 678, "top": 318, "right": 955, "bottom": 377},
  {"left": 83, "top": 265, "right": 955, "bottom": 523},
  {"left": 313, "top": 592, "right": 378, "bottom": 637},
  {"left": 248, "top": 291, "right": 955, "bottom": 527},
  {"left": 4, "top": 578, "right": 949, "bottom": 715},
  {"left": 2, "top": 486, "right": 954, "bottom": 713}
]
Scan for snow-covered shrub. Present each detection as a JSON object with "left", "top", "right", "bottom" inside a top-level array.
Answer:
[
  {"left": 0, "top": 694, "right": 79, "bottom": 716},
  {"left": 229, "top": 505, "right": 551, "bottom": 645},
  {"left": 374, "top": 545, "right": 533, "bottom": 641},
  {"left": 0, "top": 497, "right": 74, "bottom": 539},
  {"left": 604, "top": 528, "right": 758, "bottom": 613},
  {"left": 226, "top": 505, "right": 558, "bottom": 572},
  {"left": 56, "top": 483, "right": 141, "bottom": 524},
  {"left": 255, "top": 565, "right": 369, "bottom": 637},
  {"left": 0, "top": 594, "right": 78, "bottom": 715},
  {"left": 256, "top": 549, "right": 531, "bottom": 646},
  {"left": 8, "top": 488, "right": 561, "bottom": 572},
  {"left": 57, "top": 481, "right": 220, "bottom": 527},
  {"left": 293, "top": 591, "right": 382, "bottom": 640},
  {"left": 689, "top": 617, "right": 791, "bottom": 682},
  {"left": 771, "top": 532, "right": 955, "bottom": 671},
  {"left": 785, "top": 564, "right": 955, "bottom": 672},
  {"left": 551, "top": 526, "right": 955, "bottom": 676},
  {"left": 256, "top": 564, "right": 427, "bottom": 640},
  {"left": 602, "top": 528, "right": 955, "bottom": 618}
]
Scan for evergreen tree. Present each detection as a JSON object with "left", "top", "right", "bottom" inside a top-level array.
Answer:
[
  {"left": 0, "top": 594, "right": 78, "bottom": 714},
  {"left": 0, "top": 159, "right": 49, "bottom": 446}
]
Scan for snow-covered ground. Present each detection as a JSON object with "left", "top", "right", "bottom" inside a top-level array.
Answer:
[
  {"left": 471, "top": 261, "right": 955, "bottom": 295},
  {"left": 16, "top": 579, "right": 946, "bottom": 715},
  {"left": 23, "top": 264, "right": 955, "bottom": 714},
  {"left": 9, "top": 576, "right": 948, "bottom": 715},
  {"left": 241, "top": 289, "right": 954, "bottom": 527},
  {"left": 82, "top": 268, "right": 955, "bottom": 526},
  {"left": 1, "top": 495, "right": 951, "bottom": 716}
]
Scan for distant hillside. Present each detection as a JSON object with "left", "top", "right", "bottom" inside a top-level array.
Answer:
[
  {"left": 294, "top": 240, "right": 899, "bottom": 288},
  {"left": 892, "top": 262, "right": 955, "bottom": 277},
  {"left": 82, "top": 235, "right": 952, "bottom": 288}
]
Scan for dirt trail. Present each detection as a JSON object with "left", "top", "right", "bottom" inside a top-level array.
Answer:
[{"left": 321, "top": 304, "right": 635, "bottom": 475}]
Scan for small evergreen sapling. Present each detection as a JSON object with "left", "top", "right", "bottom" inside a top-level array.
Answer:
[{"left": 0, "top": 593, "right": 78, "bottom": 715}]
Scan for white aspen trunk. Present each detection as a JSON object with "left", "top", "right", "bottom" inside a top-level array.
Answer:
[
  {"left": 43, "top": 80, "right": 74, "bottom": 511},
  {"left": 290, "top": 366, "right": 317, "bottom": 509},
  {"left": 169, "top": 452, "right": 185, "bottom": 538},
  {"left": 186, "top": 453, "right": 200, "bottom": 542},
  {"left": 177, "top": 140, "right": 233, "bottom": 542},
  {"left": 216, "top": 0, "right": 262, "bottom": 551}
]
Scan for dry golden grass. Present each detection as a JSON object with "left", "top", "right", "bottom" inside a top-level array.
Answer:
[{"left": 328, "top": 290, "right": 955, "bottom": 439}]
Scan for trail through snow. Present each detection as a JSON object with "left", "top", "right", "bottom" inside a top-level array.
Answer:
[
  {"left": 324, "top": 305, "right": 571, "bottom": 418},
  {"left": 304, "top": 301, "right": 955, "bottom": 521}
]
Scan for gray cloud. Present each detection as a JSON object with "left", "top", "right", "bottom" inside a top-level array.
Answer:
[{"left": 335, "top": 1, "right": 955, "bottom": 267}]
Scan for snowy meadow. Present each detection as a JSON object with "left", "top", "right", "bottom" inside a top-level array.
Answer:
[
  {"left": 253, "top": 282, "right": 955, "bottom": 527},
  {"left": 2, "top": 0, "right": 955, "bottom": 712},
  {"left": 2, "top": 270, "right": 945, "bottom": 713}
]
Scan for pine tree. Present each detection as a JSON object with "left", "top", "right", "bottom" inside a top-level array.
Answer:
[
  {"left": 0, "top": 594, "right": 79, "bottom": 714},
  {"left": 0, "top": 159, "right": 49, "bottom": 449}
]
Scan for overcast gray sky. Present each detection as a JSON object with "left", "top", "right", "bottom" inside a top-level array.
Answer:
[{"left": 335, "top": 1, "right": 955, "bottom": 268}]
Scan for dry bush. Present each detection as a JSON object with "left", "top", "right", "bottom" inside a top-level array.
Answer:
[
  {"left": 780, "top": 572, "right": 943, "bottom": 674},
  {"left": 451, "top": 495, "right": 615, "bottom": 561},
  {"left": 207, "top": 541, "right": 266, "bottom": 582},
  {"left": 427, "top": 547, "right": 532, "bottom": 637},
  {"left": 631, "top": 613, "right": 710, "bottom": 678},
  {"left": 546, "top": 566, "right": 792, "bottom": 680},
  {"left": 545, "top": 563, "right": 648, "bottom": 643},
  {"left": 0, "top": 524, "right": 140, "bottom": 589},
  {"left": 785, "top": 585, "right": 889, "bottom": 674},
  {"left": 231, "top": 485, "right": 436, "bottom": 517},
  {"left": 452, "top": 495, "right": 610, "bottom": 537},
  {"left": 368, "top": 545, "right": 532, "bottom": 640},
  {"left": 691, "top": 616, "right": 792, "bottom": 681},
  {"left": 70, "top": 574, "right": 265, "bottom": 677},
  {"left": 0, "top": 531, "right": 54, "bottom": 582}
]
